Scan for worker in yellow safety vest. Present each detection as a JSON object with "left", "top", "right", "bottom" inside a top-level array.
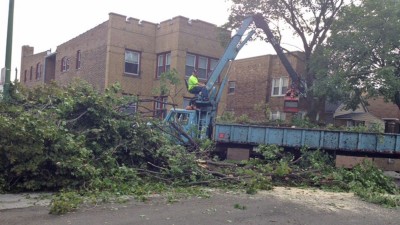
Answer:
[{"left": 187, "top": 69, "right": 209, "bottom": 101}]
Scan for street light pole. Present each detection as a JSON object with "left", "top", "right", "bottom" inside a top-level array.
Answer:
[{"left": 4, "top": 0, "right": 15, "bottom": 101}]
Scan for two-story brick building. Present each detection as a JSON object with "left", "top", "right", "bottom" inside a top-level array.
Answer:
[
  {"left": 19, "top": 13, "right": 341, "bottom": 125},
  {"left": 225, "top": 52, "right": 306, "bottom": 122},
  {"left": 20, "top": 13, "right": 230, "bottom": 117}
]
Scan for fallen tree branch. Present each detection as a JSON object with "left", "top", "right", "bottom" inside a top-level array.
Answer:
[
  {"left": 147, "top": 161, "right": 168, "bottom": 171},
  {"left": 205, "top": 170, "right": 228, "bottom": 178},
  {"left": 68, "top": 110, "right": 88, "bottom": 123},
  {"left": 136, "top": 168, "right": 172, "bottom": 183},
  {"left": 206, "top": 160, "right": 237, "bottom": 167},
  {"left": 169, "top": 122, "right": 199, "bottom": 150},
  {"left": 188, "top": 176, "right": 245, "bottom": 185},
  {"left": 290, "top": 156, "right": 303, "bottom": 165}
]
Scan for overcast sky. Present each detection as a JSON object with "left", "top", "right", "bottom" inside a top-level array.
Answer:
[{"left": 1, "top": 0, "right": 299, "bottom": 80}]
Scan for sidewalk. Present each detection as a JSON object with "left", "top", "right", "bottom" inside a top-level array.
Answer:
[
  {"left": 0, "top": 193, "right": 51, "bottom": 210},
  {"left": 1, "top": 171, "right": 399, "bottom": 211}
]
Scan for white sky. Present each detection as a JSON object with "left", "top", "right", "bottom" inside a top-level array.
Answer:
[{"left": 1, "top": 0, "right": 301, "bottom": 81}]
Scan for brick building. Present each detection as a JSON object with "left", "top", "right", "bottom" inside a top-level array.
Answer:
[
  {"left": 225, "top": 52, "right": 306, "bottom": 122},
  {"left": 224, "top": 52, "right": 400, "bottom": 127},
  {"left": 333, "top": 97, "right": 400, "bottom": 133},
  {"left": 20, "top": 13, "right": 229, "bottom": 117}
]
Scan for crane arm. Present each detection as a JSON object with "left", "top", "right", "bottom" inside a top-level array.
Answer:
[
  {"left": 252, "top": 14, "right": 304, "bottom": 92},
  {"left": 206, "top": 14, "right": 305, "bottom": 105},
  {"left": 205, "top": 16, "right": 255, "bottom": 100}
]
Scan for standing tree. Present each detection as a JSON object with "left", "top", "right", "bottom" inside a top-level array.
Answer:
[
  {"left": 311, "top": 0, "right": 400, "bottom": 110},
  {"left": 226, "top": 0, "right": 346, "bottom": 120}
]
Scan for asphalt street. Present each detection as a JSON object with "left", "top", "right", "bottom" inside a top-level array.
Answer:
[{"left": 1, "top": 188, "right": 399, "bottom": 225}]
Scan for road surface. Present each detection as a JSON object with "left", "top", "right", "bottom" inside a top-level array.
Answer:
[{"left": 1, "top": 187, "right": 399, "bottom": 225}]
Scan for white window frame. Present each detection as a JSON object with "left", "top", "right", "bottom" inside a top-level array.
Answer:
[
  {"left": 346, "top": 120, "right": 353, "bottom": 127},
  {"left": 76, "top": 50, "right": 81, "bottom": 70},
  {"left": 157, "top": 55, "right": 164, "bottom": 78},
  {"left": 271, "top": 77, "right": 289, "bottom": 96},
  {"left": 185, "top": 53, "right": 218, "bottom": 80},
  {"left": 128, "top": 102, "right": 137, "bottom": 114},
  {"left": 36, "top": 63, "right": 42, "bottom": 80},
  {"left": 228, "top": 81, "right": 236, "bottom": 94},
  {"left": 270, "top": 111, "right": 286, "bottom": 121},
  {"left": 61, "top": 57, "right": 70, "bottom": 72},
  {"left": 197, "top": 56, "right": 208, "bottom": 80},
  {"left": 125, "top": 50, "right": 140, "bottom": 75},
  {"left": 165, "top": 53, "right": 171, "bottom": 72},
  {"left": 209, "top": 59, "right": 218, "bottom": 74},
  {"left": 185, "top": 54, "right": 196, "bottom": 77},
  {"left": 156, "top": 52, "right": 171, "bottom": 78}
]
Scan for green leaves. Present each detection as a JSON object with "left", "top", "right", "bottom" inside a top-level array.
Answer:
[
  {"left": 312, "top": 0, "right": 400, "bottom": 109},
  {"left": 1, "top": 79, "right": 399, "bottom": 212},
  {"left": 334, "top": 160, "right": 400, "bottom": 207},
  {"left": 0, "top": 79, "right": 165, "bottom": 192},
  {"left": 153, "top": 69, "right": 181, "bottom": 96},
  {"left": 226, "top": 1, "right": 348, "bottom": 119}
]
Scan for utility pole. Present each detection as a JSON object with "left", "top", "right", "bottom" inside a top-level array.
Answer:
[
  {"left": 14, "top": 67, "right": 18, "bottom": 82},
  {"left": 4, "top": 0, "right": 15, "bottom": 101}
]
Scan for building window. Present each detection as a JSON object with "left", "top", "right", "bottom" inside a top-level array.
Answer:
[
  {"left": 156, "top": 52, "right": 171, "bottom": 78},
  {"left": 228, "top": 81, "right": 236, "bottom": 94},
  {"left": 76, "top": 50, "right": 81, "bottom": 69},
  {"left": 346, "top": 120, "right": 365, "bottom": 127},
  {"left": 121, "top": 94, "right": 138, "bottom": 115},
  {"left": 30, "top": 66, "right": 33, "bottom": 80},
  {"left": 185, "top": 53, "right": 218, "bottom": 80},
  {"left": 125, "top": 50, "right": 140, "bottom": 75},
  {"left": 270, "top": 111, "right": 286, "bottom": 121},
  {"left": 197, "top": 56, "right": 208, "bottom": 79},
  {"left": 346, "top": 120, "right": 354, "bottom": 127},
  {"left": 123, "top": 102, "right": 137, "bottom": 115},
  {"left": 186, "top": 54, "right": 196, "bottom": 78},
  {"left": 271, "top": 77, "right": 289, "bottom": 96},
  {"left": 209, "top": 59, "right": 218, "bottom": 77},
  {"left": 24, "top": 70, "right": 27, "bottom": 82},
  {"left": 154, "top": 96, "right": 167, "bottom": 119},
  {"left": 36, "top": 63, "right": 42, "bottom": 80},
  {"left": 61, "top": 57, "right": 70, "bottom": 72}
]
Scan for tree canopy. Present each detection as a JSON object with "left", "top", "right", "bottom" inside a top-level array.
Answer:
[
  {"left": 312, "top": 0, "right": 400, "bottom": 110},
  {"left": 226, "top": 0, "right": 346, "bottom": 118},
  {"left": 227, "top": 0, "right": 345, "bottom": 68}
]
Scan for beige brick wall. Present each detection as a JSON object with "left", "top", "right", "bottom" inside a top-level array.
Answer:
[
  {"left": 104, "top": 14, "right": 228, "bottom": 111},
  {"left": 20, "top": 12, "right": 228, "bottom": 115},
  {"left": 56, "top": 21, "right": 108, "bottom": 90},
  {"left": 158, "top": 16, "right": 228, "bottom": 109},
  {"left": 106, "top": 13, "right": 157, "bottom": 98}
]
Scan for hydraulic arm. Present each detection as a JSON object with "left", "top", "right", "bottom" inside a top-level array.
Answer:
[
  {"left": 164, "top": 14, "right": 305, "bottom": 142},
  {"left": 253, "top": 14, "right": 304, "bottom": 93},
  {"left": 205, "top": 14, "right": 304, "bottom": 109},
  {"left": 205, "top": 16, "right": 255, "bottom": 103}
]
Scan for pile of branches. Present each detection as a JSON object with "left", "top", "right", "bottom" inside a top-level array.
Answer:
[
  {"left": 138, "top": 144, "right": 339, "bottom": 191},
  {"left": 1, "top": 80, "right": 398, "bottom": 209},
  {"left": 0, "top": 80, "right": 168, "bottom": 192}
]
